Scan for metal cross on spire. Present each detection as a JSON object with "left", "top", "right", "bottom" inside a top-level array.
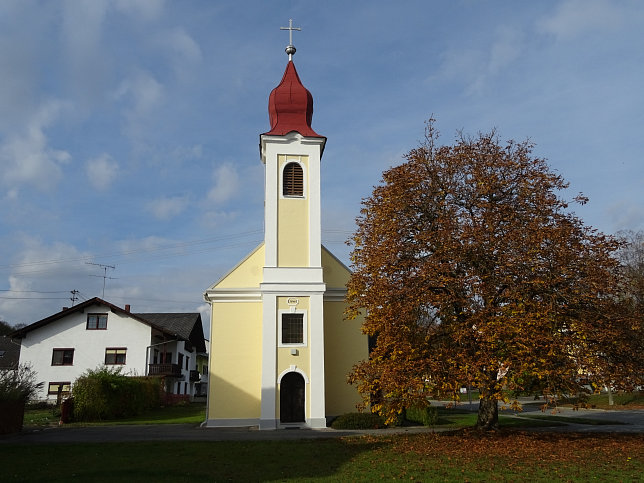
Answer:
[{"left": 280, "top": 19, "right": 301, "bottom": 60}]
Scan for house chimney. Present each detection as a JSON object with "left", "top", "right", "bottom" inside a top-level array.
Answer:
[{"left": 125, "top": 304, "right": 131, "bottom": 313}]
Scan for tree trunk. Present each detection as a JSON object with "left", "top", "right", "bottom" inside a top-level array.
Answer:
[{"left": 476, "top": 395, "right": 499, "bottom": 430}]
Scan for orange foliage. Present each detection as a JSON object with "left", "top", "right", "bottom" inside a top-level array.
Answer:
[{"left": 346, "top": 120, "right": 644, "bottom": 430}]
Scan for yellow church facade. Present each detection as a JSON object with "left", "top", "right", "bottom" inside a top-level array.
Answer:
[{"left": 203, "top": 45, "right": 368, "bottom": 429}]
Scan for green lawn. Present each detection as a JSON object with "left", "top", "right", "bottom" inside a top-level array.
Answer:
[
  {"left": 23, "top": 402, "right": 207, "bottom": 428},
  {"left": 1, "top": 432, "right": 641, "bottom": 481},
  {"left": 575, "top": 391, "right": 644, "bottom": 408},
  {"left": 12, "top": 402, "right": 643, "bottom": 481},
  {"left": 26, "top": 403, "right": 622, "bottom": 430}
]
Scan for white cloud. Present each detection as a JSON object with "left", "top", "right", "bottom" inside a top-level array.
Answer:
[
  {"left": 86, "top": 154, "right": 119, "bottom": 191},
  {"left": 61, "top": 0, "right": 108, "bottom": 63},
  {"left": 116, "top": 235, "right": 174, "bottom": 254},
  {"left": 60, "top": 0, "right": 111, "bottom": 102},
  {"left": 207, "top": 163, "right": 239, "bottom": 204},
  {"left": 606, "top": 201, "right": 644, "bottom": 233},
  {"left": 114, "top": 0, "right": 165, "bottom": 21},
  {"left": 0, "top": 100, "right": 71, "bottom": 191},
  {"left": 0, "top": 238, "right": 95, "bottom": 324},
  {"left": 537, "top": 0, "right": 624, "bottom": 40},
  {"left": 4, "top": 188, "right": 19, "bottom": 200},
  {"left": 201, "top": 210, "right": 238, "bottom": 229},
  {"left": 433, "top": 27, "right": 523, "bottom": 95},
  {"left": 145, "top": 195, "right": 189, "bottom": 220},
  {"left": 112, "top": 69, "right": 166, "bottom": 146},
  {"left": 163, "top": 27, "right": 202, "bottom": 65},
  {"left": 114, "top": 70, "right": 165, "bottom": 116}
]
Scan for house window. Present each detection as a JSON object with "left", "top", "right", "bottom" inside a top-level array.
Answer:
[
  {"left": 178, "top": 353, "right": 184, "bottom": 369},
  {"left": 48, "top": 382, "right": 71, "bottom": 395},
  {"left": 51, "top": 348, "right": 74, "bottom": 366},
  {"left": 87, "top": 313, "right": 107, "bottom": 330},
  {"left": 279, "top": 311, "right": 307, "bottom": 346},
  {"left": 283, "top": 162, "right": 304, "bottom": 197},
  {"left": 186, "top": 356, "right": 189, "bottom": 371},
  {"left": 105, "top": 348, "right": 127, "bottom": 365}
]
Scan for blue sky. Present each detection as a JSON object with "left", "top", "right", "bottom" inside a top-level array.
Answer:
[{"left": 1, "top": 1, "right": 643, "bottom": 334}]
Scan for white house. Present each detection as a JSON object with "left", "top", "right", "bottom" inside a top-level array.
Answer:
[{"left": 10, "top": 297, "right": 207, "bottom": 402}]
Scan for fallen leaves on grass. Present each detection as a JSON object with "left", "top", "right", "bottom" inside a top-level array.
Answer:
[{"left": 385, "top": 430, "right": 643, "bottom": 464}]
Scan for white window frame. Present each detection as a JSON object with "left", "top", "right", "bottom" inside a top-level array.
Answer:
[{"left": 278, "top": 309, "right": 307, "bottom": 347}]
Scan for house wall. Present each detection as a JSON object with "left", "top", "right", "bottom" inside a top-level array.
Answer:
[
  {"left": 208, "top": 301, "right": 262, "bottom": 422},
  {"left": 18, "top": 303, "right": 151, "bottom": 400},
  {"left": 323, "top": 301, "right": 368, "bottom": 416},
  {"left": 321, "top": 246, "right": 369, "bottom": 417},
  {"left": 214, "top": 244, "right": 265, "bottom": 289},
  {"left": 162, "top": 340, "right": 199, "bottom": 396}
]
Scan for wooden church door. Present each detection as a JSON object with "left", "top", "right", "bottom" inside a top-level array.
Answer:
[{"left": 280, "top": 372, "right": 305, "bottom": 423}]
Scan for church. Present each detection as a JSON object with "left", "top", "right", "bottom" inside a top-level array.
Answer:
[{"left": 203, "top": 25, "right": 368, "bottom": 430}]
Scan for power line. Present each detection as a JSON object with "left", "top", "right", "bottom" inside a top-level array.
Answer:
[
  {"left": 0, "top": 296, "right": 71, "bottom": 300},
  {"left": 1, "top": 228, "right": 349, "bottom": 274},
  {"left": 0, "top": 229, "right": 263, "bottom": 271},
  {"left": 0, "top": 289, "right": 70, "bottom": 293}
]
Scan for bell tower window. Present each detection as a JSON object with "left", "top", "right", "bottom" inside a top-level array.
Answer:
[{"left": 283, "top": 162, "right": 304, "bottom": 197}]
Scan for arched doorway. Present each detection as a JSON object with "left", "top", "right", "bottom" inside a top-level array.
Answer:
[{"left": 280, "top": 372, "right": 305, "bottom": 423}]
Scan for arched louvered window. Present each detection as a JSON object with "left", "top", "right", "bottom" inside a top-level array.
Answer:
[{"left": 283, "top": 162, "right": 304, "bottom": 197}]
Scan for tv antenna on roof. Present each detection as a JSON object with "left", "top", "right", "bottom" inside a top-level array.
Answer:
[{"left": 86, "top": 262, "right": 116, "bottom": 298}]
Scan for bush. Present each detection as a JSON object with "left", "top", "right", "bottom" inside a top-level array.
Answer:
[
  {"left": 405, "top": 405, "right": 439, "bottom": 426},
  {"left": 0, "top": 364, "right": 43, "bottom": 402},
  {"left": 72, "top": 366, "right": 163, "bottom": 421},
  {"left": 331, "top": 412, "right": 386, "bottom": 429},
  {"left": 0, "top": 364, "right": 43, "bottom": 434}
]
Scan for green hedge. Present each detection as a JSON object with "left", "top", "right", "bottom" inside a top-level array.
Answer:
[
  {"left": 405, "top": 405, "right": 438, "bottom": 426},
  {"left": 331, "top": 412, "right": 386, "bottom": 429},
  {"left": 72, "top": 367, "right": 163, "bottom": 421}
]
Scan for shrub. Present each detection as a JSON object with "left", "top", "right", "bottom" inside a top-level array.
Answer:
[
  {"left": 331, "top": 412, "right": 386, "bottom": 429},
  {"left": 405, "top": 405, "right": 439, "bottom": 426},
  {"left": 72, "top": 366, "right": 163, "bottom": 421},
  {"left": 0, "top": 364, "right": 43, "bottom": 402},
  {"left": 0, "top": 364, "right": 43, "bottom": 434}
]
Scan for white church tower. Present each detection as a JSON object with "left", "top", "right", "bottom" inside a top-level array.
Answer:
[{"left": 204, "top": 21, "right": 367, "bottom": 430}]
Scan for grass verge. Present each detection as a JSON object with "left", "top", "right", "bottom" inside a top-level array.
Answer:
[
  {"left": 434, "top": 407, "right": 566, "bottom": 429},
  {"left": 23, "top": 402, "right": 206, "bottom": 428},
  {"left": 0, "top": 432, "right": 641, "bottom": 481},
  {"left": 563, "top": 391, "right": 644, "bottom": 409}
]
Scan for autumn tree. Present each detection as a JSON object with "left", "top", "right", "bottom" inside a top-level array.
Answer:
[{"left": 346, "top": 121, "right": 644, "bottom": 430}]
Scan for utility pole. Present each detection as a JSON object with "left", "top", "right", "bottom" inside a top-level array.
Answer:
[
  {"left": 86, "top": 262, "right": 116, "bottom": 298},
  {"left": 70, "top": 289, "right": 79, "bottom": 306}
]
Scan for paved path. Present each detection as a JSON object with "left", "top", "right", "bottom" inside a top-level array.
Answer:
[
  {"left": 0, "top": 423, "right": 443, "bottom": 444},
  {"left": 2, "top": 406, "right": 642, "bottom": 444}
]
